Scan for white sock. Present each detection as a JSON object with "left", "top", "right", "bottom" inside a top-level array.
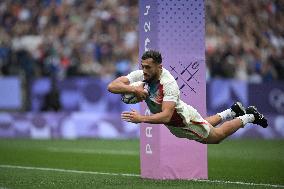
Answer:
[
  {"left": 238, "top": 114, "right": 255, "bottom": 126},
  {"left": 217, "top": 109, "right": 236, "bottom": 121}
]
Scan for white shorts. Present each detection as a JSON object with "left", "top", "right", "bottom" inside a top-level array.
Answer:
[{"left": 165, "top": 104, "right": 211, "bottom": 142}]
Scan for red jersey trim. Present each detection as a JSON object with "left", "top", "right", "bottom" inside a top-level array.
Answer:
[
  {"left": 155, "top": 84, "right": 164, "bottom": 104},
  {"left": 168, "top": 110, "right": 185, "bottom": 127},
  {"left": 190, "top": 120, "right": 209, "bottom": 125},
  {"left": 186, "top": 129, "right": 205, "bottom": 139}
]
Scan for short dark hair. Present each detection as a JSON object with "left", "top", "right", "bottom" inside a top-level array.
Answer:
[{"left": 142, "top": 50, "right": 162, "bottom": 64}]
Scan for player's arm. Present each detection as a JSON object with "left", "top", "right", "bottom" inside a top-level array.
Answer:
[
  {"left": 107, "top": 76, "right": 133, "bottom": 94},
  {"left": 107, "top": 76, "right": 148, "bottom": 100},
  {"left": 121, "top": 101, "right": 176, "bottom": 124},
  {"left": 141, "top": 101, "right": 176, "bottom": 124}
]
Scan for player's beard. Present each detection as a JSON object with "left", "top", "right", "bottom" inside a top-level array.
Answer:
[
  {"left": 144, "top": 73, "right": 159, "bottom": 83},
  {"left": 143, "top": 73, "right": 150, "bottom": 82}
]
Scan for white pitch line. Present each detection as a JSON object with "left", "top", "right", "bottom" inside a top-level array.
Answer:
[
  {"left": 0, "top": 165, "right": 283, "bottom": 188},
  {"left": 0, "top": 165, "right": 139, "bottom": 177},
  {"left": 192, "top": 179, "right": 284, "bottom": 188},
  {"left": 46, "top": 147, "right": 139, "bottom": 156}
]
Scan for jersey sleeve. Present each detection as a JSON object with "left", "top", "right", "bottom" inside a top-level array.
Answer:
[
  {"left": 163, "top": 81, "right": 180, "bottom": 103},
  {"left": 126, "top": 70, "right": 144, "bottom": 84}
]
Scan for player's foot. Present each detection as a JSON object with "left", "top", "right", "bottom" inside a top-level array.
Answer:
[
  {"left": 231, "top": 102, "right": 246, "bottom": 117},
  {"left": 246, "top": 106, "right": 268, "bottom": 128}
]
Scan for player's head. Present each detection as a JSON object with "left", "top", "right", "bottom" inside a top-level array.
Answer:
[{"left": 141, "top": 50, "right": 162, "bottom": 82}]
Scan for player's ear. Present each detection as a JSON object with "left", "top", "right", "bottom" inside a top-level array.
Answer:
[{"left": 159, "top": 64, "right": 162, "bottom": 69}]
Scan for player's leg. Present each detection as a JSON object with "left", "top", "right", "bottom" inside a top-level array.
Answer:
[
  {"left": 202, "top": 106, "right": 268, "bottom": 144},
  {"left": 205, "top": 102, "right": 246, "bottom": 127},
  {"left": 204, "top": 115, "right": 222, "bottom": 127},
  {"left": 202, "top": 118, "right": 243, "bottom": 144}
]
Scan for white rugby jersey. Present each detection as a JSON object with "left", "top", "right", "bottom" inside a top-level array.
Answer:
[{"left": 126, "top": 67, "right": 194, "bottom": 127}]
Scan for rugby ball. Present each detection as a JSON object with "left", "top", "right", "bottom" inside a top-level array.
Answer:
[{"left": 121, "top": 81, "right": 148, "bottom": 104}]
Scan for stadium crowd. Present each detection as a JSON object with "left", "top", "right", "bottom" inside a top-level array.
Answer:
[
  {"left": 0, "top": 0, "right": 283, "bottom": 82},
  {"left": 206, "top": 0, "right": 284, "bottom": 82},
  {"left": 0, "top": 0, "right": 139, "bottom": 80}
]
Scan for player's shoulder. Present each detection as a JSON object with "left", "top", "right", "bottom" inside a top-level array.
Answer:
[
  {"left": 160, "top": 68, "right": 177, "bottom": 85},
  {"left": 160, "top": 68, "right": 180, "bottom": 95},
  {"left": 129, "top": 69, "right": 143, "bottom": 75},
  {"left": 126, "top": 69, "right": 143, "bottom": 81}
]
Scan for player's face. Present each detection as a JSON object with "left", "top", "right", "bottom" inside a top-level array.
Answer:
[{"left": 141, "top": 58, "right": 162, "bottom": 82}]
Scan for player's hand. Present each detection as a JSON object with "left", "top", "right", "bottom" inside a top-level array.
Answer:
[
  {"left": 121, "top": 109, "right": 142, "bottom": 123},
  {"left": 133, "top": 85, "right": 148, "bottom": 102}
]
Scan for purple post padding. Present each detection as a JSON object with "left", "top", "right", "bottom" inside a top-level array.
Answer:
[{"left": 139, "top": 0, "right": 207, "bottom": 180}]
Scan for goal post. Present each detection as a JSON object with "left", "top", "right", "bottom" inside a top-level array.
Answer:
[{"left": 139, "top": 0, "right": 208, "bottom": 180}]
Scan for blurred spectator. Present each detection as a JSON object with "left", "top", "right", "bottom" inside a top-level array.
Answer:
[{"left": 41, "top": 76, "right": 61, "bottom": 111}]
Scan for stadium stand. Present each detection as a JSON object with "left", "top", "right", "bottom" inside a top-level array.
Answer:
[
  {"left": 0, "top": 0, "right": 283, "bottom": 81},
  {"left": 206, "top": 0, "right": 284, "bottom": 82},
  {"left": 0, "top": 0, "right": 139, "bottom": 79}
]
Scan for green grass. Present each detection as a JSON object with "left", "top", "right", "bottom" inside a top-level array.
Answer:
[{"left": 0, "top": 139, "right": 283, "bottom": 189}]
